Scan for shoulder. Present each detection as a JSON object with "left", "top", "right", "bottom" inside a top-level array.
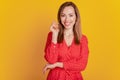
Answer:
[
  {"left": 46, "top": 31, "right": 52, "bottom": 40},
  {"left": 81, "top": 34, "right": 88, "bottom": 40},
  {"left": 80, "top": 34, "right": 88, "bottom": 43},
  {"left": 47, "top": 31, "right": 53, "bottom": 37},
  {"left": 48, "top": 31, "right": 52, "bottom": 36}
]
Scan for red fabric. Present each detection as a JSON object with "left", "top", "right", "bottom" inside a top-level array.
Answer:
[{"left": 44, "top": 32, "right": 89, "bottom": 80}]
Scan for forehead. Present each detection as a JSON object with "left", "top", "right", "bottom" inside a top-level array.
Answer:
[{"left": 61, "top": 6, "right": 75, "bottom": 14}]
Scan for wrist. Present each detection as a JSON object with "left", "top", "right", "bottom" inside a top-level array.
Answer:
[
  {"left": 52, "top": 33, "right": 58, "bottom": 44},
  {"left": 55, "top": 62, "right": 63, "bottom": 68},
  {"left": 52, "top": 39, "right": 57, "bottom": 44},
  {"left": 52, "top": 32, "right": 58, "bottom": 38}
]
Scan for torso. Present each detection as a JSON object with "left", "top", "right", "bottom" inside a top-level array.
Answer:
[{"left": 64, "top": 34, "right": 74, "bottom": 47}]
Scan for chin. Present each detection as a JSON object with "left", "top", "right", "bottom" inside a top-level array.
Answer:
[
  {"left": 64, "top": 25, "right": 73, "bottom": 29},
  {"left": 64, "top": 27, "right": 71, "bottom": 30}
]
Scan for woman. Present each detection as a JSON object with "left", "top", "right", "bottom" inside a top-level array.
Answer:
[{"left": 43, "top": 1, "right": 89, "bottom": 80}]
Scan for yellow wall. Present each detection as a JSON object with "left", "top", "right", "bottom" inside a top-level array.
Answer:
[{"left": 0, "top": 0, "right": 120, "bottom": 80}]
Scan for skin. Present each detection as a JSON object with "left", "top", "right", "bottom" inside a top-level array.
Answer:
[
  {"left": 60, "top": 6, "right": 76, "bottom": 30},
  {"left": 43, "top": 6, "right": 76, "bottom": 74}
]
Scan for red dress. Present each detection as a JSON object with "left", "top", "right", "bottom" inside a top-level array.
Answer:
[{"left": 44, "top": 32, "right": 89, "bottom": 80}]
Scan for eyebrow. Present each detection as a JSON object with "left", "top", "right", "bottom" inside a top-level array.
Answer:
[{"left": 61, "top": 12, "right": 75, "bottom": 15}]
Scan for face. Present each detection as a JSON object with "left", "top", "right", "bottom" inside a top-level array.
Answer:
[{"left": 60, "top": 6, "right": 76, "bottom": 30}]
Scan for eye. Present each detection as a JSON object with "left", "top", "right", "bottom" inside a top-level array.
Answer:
[
  {"left": 60, "top": 14, "right": 65, "bottom": 17},
  {"left": 69, "top": 14, "right": 74, "bottom": 17}
]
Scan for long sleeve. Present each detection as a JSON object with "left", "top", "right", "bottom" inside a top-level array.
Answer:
[
  {"left": 44, "top": 32, "right": 59, "bottom": 64},
  {"left": 63, "top": 35, "right": 89, "bottom": 71}
]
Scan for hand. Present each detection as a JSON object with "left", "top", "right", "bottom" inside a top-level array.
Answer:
[
  {"left": 43, "top": 63, "right": 56, "bottom": 74},
  {"left": 50, "top": 21, "right": 60, "bottom": 44},
  {"left": 50, "top": 21, "right": 59, "bottom": 34},
  {"left": 43, "top": 62, "right": 63, "bottom": 74}
]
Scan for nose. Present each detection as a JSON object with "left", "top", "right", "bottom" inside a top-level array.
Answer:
[{"left": 65, "top": 16, "right": 69, "bottom": 22}]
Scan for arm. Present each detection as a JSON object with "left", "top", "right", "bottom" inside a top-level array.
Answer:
[
  {"left": 44, "top": 35, "right": 89, "bottom": 71},
  {"left": 44, "top": 32, "right": 59, "bottom": 64}
]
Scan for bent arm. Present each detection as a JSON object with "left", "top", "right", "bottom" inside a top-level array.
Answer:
[{"left": 44, "top": 32, "right": 59, "bottom": 64}]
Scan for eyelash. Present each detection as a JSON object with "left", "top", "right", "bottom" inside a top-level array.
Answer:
[
  {"left": 69, "top": 15, "right": 73, "bottom": 17},
  {"left": 61, "top": 15, "right": 65, "bottom": 17}
]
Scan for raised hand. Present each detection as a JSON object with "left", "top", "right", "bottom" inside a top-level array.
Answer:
[
  {"left": 50, "top": 21, "right": 60, "bottom": 44},
  {"left": 50, "top": 21, "right": 59, "bottom": 33}
]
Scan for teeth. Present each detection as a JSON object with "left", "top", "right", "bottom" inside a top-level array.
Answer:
[{"left": 65, "top": 22, "right": 70, "bottom": 26}]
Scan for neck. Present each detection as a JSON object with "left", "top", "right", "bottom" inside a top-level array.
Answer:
[{"left": 64, "top": 28, "right": 73, "bottom": 36}]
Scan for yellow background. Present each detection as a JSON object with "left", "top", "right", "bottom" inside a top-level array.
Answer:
[{"left": 0, "top": 0, "right": 120, "bottom": 80}]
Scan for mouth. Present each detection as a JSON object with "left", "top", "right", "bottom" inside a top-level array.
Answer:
[{"left": 64, "top": 22, "right": 71, "bottom": 26}]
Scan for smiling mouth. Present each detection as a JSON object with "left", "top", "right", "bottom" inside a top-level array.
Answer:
[{"left": 64, "top": 22, "right": 71, "bottom": 26}]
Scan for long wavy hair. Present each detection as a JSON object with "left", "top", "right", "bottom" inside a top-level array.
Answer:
[{"left": 57, "top": 2, "right": 82, "bottom": 44}]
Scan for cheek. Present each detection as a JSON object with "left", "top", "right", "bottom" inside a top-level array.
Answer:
[
  {"left": 71, "top": 17, "right": 76, "bottom": 22},
  {"left": 60, "top": 17, "right": 65, "bottom": 22},
  {"left": 60, "top": 18, "right": 65, "bottom": 25},
  {"left": 71, "top": 17, "right": 76, "bottom": 25}
]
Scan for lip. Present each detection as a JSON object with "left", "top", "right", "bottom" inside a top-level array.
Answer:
[{"left": 64, "top": 22, "right": 71, "bottom": 26}]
